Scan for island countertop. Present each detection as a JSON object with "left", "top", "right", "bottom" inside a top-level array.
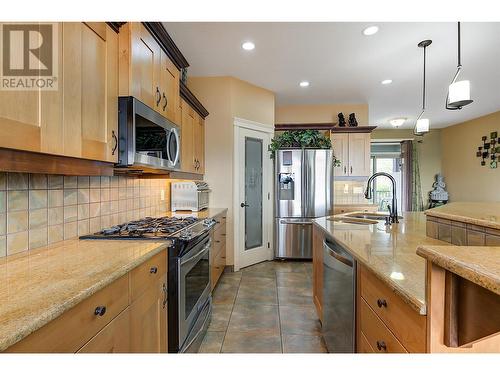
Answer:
[
  {"left": 417, "top": 245, "right": 500, "bottom": 296},
  {"left": 425, "top": 202, "right": 500, "bottom": 230},
  {"left": 313, "top": 212, "right": 448, "bottom": 315}
]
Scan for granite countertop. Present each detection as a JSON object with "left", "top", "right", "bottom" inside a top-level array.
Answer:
[
  {"left": 0, "top": 207, "right": 227, "bottom": 352},
  {"left": 314, "top": 212, "right": 448, "bottom": 315},
  {"left": 425, "top": 202, "right": 500, "bottom": 230},
  {"left": 417, "top": 245, "right": 500, "bottom": 296}
]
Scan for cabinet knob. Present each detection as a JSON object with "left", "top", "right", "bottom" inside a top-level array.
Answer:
[
  {"left": 150, "top": 266, "right": 158, "bottom": 274},
  {"left": 376, "top": 340, "right": 387, "bottom": 351},
  {"left": 94, "top": 306, "right": 107, "bottom": 316},
  {"left": 377, "top": 299, "right": 387, "bottom": 308},
  {"left": 350, "top": 166, "right": 353, "bottom": 174},
  {"left": 162, "top": 93, "right": 168, "bottom": 111}
]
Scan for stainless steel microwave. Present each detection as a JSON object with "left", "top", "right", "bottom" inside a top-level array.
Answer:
[{"left": 116, "top": 96, "right": 181, "bottom": 172}]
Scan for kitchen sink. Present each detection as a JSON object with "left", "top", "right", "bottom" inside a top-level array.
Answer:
[{"left": 344, "top": 212, "right": 403, "bottom": 221}]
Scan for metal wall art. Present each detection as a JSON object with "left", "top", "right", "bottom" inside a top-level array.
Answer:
[{"left": 476, "top": 131, "right": 500, "bottom": 169}]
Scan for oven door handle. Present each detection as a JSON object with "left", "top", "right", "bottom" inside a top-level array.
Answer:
[{"left": 180, "top": 240, "right": 211, "bottom": 266}]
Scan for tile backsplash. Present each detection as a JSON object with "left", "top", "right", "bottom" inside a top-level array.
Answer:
[
  {"left": 334, "top": 180, "right": 370, "bottom": 205},
  {"left": 0, "top": 173, "right": 171, "bottom": 257}
]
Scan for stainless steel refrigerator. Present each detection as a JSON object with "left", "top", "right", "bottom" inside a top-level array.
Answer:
[{"left": 274, "top": 149, "right": 334, "bottom": 259}]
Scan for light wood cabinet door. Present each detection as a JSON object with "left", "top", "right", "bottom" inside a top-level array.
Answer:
[
  {"left": 348, "top": 132, "right": 371, "bottom": 176},
  {"left": 181, "top": 99, "right": 196, "bottom": 173},
  {"left": 129, "top": 276, "right": 164, "bottom": 353},
  {"left": 79, "top": 23, "right": 119, "bottom": 163},
  {"left": 160, "top": 50, "right": 181, "bottom": 124},
  {"left": 312, "top": 226, "right": 324, "bottom": 322},
  {"left": 77, "top": 308, "right": 131, "bottom": 353},
  {"left": 194, "top": 115, "right": 205, "bottom": 174},
  {"left": 129, "top": 23, "right": 161, "bottom": 111},
  {"left": 331, "top": 133, "right": 349, "bottom": 177}
]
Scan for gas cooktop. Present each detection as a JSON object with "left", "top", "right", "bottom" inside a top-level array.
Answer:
[{"left": 80, "top": 216, "right": 205, "bottom": 240}]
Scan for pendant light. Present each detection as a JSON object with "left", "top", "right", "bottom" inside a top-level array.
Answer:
[
  {"left": 414, "top": 40, "right": 432, "bottom": 136},
  {"left": 446, "top": 22, "right": 473, "bottom": 110}
]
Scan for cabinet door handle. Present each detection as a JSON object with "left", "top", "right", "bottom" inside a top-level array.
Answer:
[
  {"left": 150, "top": 266, "right": 158, "bottom": 274},
  {"left": 162, "top": 93, "right": 168, "bottom": 111},
  {"left": 94, "top": 306, "right": 107, "bottom": 316},
  {"left": 111, "top": 130, "right": 118, "bottom": 155},
  {"left": 344, "top": 166, "right": 346, "bottom": 174},
  {"left": 350, "top": 166, "right": 353, "bottom": 174},
  {"left": 377, "top": 299, "right": 387, "bottom": 308},
  {"left": 155, "top": 87, "right": 161, "bottom": 106},
  {"left": 376, "top": 341, "right": 387, "bottom": 351}
]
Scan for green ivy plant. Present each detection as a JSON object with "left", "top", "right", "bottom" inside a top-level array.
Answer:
[{"left": 269, "top": 130, "right": 340, "bottom": 166}]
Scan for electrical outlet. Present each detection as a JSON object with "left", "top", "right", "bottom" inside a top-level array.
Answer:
[{"left": 160, "top": 189, "right": 165, "bottom": 201}]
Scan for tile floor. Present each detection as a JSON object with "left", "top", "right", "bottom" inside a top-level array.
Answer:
[{"left": 198, "top": 260, "right": 328, "bottom": 353}]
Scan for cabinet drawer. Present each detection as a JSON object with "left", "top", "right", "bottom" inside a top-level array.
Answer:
[
  {"left": 8, "top": 274, "right": 129, "bottom": 353},
  {"left": 130, "top": 250, "right": 166, "bottom": 302},
  {"left": 359, "top": 265, "right": 426, "bottom": 353},
  {"left": 214, "top": 214, "right": 226, "bottom": 232},
  {"left": 360, "top": 299, "right": 407, "bottom": 353},
  {"left": 77, "top": 307, "right": 131, "bottom": 353},
  {"left": 211, "top": 246, "right": 225, "bottom": 290},
  {"left": 212, "top": 226, "right": 226, "bottom": 257}
]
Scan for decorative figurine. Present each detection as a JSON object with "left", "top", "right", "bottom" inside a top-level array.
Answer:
[
  {"left": 338, "top": 113, "right": 346, "bottom": 127},
  {"left": 428, "top": 174, "right": 449, "bottom": 208},
  {"left": 348, "top": 113, "right": 358, "bottom": 127}
]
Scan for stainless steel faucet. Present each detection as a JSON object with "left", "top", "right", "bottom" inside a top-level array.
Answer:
[{"left": 364, "top": 172, "right": 399, "bottom": 224}]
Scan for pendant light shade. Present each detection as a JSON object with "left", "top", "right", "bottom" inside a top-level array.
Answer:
[
  {"left": 414, "top": 40, "right": 432, "bottom": 136},
  {"left": 446, "top": 22, "right": 473, "bottom": 110},
  {"left": 415, "top": 118, "right": 430, "bottom": 134}
]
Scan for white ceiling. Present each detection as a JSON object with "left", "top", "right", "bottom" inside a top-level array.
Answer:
[{"left": 164, "top": 22, "right": 500, "bottom": 129}]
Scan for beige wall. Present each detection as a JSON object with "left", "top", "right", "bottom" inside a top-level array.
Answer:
[
  {"left": 441, "top": 111, "right": 500, "bottom": 202},
  {"left": 371, "top": 129, "right": 442, "bottom": 207},
  {"left": 188, "top": 76, "right": 275, "bottom": 266},
  {"left": 275, "top": 103, "right": 369, "bottom": 125}
]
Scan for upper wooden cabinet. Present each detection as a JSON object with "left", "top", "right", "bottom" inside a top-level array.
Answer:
[
  {"left": 180, "top": 99, "right": 205, "bottom": 174},
  {"left": 331, "top": 130, "right": 372, "bottom": 177},
  {"left": 119, "top": 22, "right": 181, "bottom": 125},
  {"left": 0, "top": 22, "right": 119, "bottom": 163}
]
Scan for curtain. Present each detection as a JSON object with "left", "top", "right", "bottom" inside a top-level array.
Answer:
[{"left": 400, "top": 140, "right": 424, "bottom": 212}]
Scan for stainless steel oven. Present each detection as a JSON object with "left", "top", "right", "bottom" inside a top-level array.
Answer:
[
  {"left": 178, "top": 235, "right": 211, "bottom": 348},
  {"left": 117, "top": 96, "right": 181, "bottom": 172}
]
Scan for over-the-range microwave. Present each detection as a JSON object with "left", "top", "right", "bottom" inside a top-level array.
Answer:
[{"left": 116, "top": 96, "right": 181, "bottom": 172}]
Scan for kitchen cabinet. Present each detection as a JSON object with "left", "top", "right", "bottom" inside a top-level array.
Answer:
[
  {"left": 331, "top": 131, "right": 371, "bottom": 177},
  {"left": 7, "top": 249, "right": 167, "bottom": 353},
  {"left": 312, "top": 226, "right": 324, "bottom": 322},
  {"left": 210, "top": 213, "right": 227, "bottom": 290},
  {"left": 0, "top": 22, "right": 118, "bottom": 163},
  {"left": 119, "top": 22, "right": 181, "bottom": 125},
  {"left": 181, "top": 99, "right": 205, "bottom": 174}
]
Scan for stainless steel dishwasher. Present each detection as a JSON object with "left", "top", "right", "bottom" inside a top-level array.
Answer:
[{"left": 322, "top": 237, "right": 356, "bottom": 353}]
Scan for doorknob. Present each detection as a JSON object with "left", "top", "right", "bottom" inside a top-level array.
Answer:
[{"left": 240, "top": 202, "right": 249, "bottom": 208}]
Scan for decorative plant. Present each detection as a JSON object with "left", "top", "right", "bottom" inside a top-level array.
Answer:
[{"left": 269, "top": 130, "right": 340, "bottom": 166}]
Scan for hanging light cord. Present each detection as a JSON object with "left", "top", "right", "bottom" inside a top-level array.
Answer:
[{"left": 446, "top": 22, "right": 463, "bottom": 110}]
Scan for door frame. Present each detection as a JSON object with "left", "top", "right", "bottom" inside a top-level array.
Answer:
[{"left": 233, "top": 117, "right": 274, "bottom": 272}]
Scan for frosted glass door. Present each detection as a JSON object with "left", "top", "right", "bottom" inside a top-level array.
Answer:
[{"left": 244, "top": 137, "right": 263, "bottom": 250}]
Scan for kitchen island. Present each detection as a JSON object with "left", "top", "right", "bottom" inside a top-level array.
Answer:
[{"left": 313, "top": 211, "right": 500, "bottom": 353}]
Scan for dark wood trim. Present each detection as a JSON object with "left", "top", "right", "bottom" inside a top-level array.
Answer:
[
  {"left": 274, "top": 123, "right": 337, "bottom": 131},
  {"left": 180, "top": 81, "right": 209, "bottom": 118},
  {"left": 330, "top": 125, "right": 377, "bottom": 133},
  {"left": 444, "top": 272, "right": 459, "bottom": 347},
  {"left": 114, "top": 166, "right": 204, "bottom": 180},
  {"left": 106, "top": 22, "right": 125, "bottom": 33},
  {"left": 0, "top": 148, "right": 114, "bottom": 176},
  {"left": 142, "top": 22, "right": 189, "bottom": 70}
]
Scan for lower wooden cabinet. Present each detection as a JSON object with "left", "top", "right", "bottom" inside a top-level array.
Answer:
[
  {"left": 312, "top": 225, "right": 324, "bottom": 322},
  {"left": 6, "top": 250, "right": 167, "bottom": 353},
  {"left": 210, "top": 212, "right": 227, "bottom": 290},
  {"left": 77, "top": 308, "right": 131, "bottom": 353}
]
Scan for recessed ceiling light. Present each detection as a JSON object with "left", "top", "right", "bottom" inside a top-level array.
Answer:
[
  {"left": 381, "top": 79, "right": 393, "bottom": 85},
  {"left": 390, "top": 118, "right": 406, "bottom": 127},
  {"left": 299, "top": 81, "right": 310, "bottom": 87},
  {"left": 241, "top": 41, "right": 255, "bottom": 51},
  {"left": 363, "top": 26, "right": 379, "bottom": 36}
]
